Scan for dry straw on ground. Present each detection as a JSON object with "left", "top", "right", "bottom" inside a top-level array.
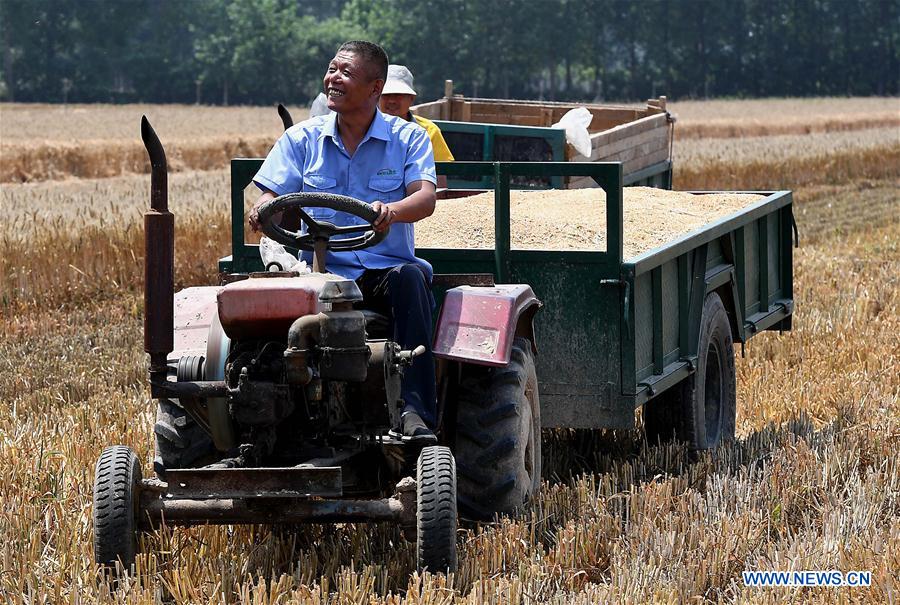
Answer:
[{"left": 1, "top": 99, "right": 899, "bottom": 603}]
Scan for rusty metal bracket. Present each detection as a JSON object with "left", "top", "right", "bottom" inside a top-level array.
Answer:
[
  {"left": 163, "top": 466, "right": 342, "bottom": 499},
  {"left": 395, "top": 476, "right": 417, "bottom": 541},
  {"left": 140, "top": 495, "right": 404, "bottom": 528}
]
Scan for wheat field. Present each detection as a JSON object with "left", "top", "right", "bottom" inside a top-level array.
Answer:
[
  {"left": 671, "top": 97, "right": 900, "bottom": 138},
  {"left": 1, "top": 98, "right": 899, "bottom": 603}
]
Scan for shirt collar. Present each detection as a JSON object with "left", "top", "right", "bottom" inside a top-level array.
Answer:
[
  {"left": 319, "top": 108, "right": 392, "bottom": 143},
  {"left": 319, "top": 111, "right": 338, "bottom": 140},
  {"left": 368, "top": 108, "right": 392, "bottom": 142}
]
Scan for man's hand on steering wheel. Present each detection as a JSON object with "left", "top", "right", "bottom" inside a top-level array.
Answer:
[
  {"left": 371, "top": 201, "right": 395, "bottom": 233},
  {"left": 249, "top": 191, "right": 276, "bottom": 233}
]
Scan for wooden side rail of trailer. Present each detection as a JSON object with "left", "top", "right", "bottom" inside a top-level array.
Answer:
[{"left": 411, "top": 83, "right": 674, "bottom": 189}]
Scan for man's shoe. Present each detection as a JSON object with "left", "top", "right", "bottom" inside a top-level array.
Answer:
[{"left": 401, "top": 412, "right": 437, "bottom": 444}]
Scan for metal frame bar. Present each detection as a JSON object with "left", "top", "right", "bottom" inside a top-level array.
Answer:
[
  {"left": 163, "top": 467, "right": 343, "bottom": 499},
  {"left": 677, "top": 255, "right": 689, "bottom": 354},
  {"left": 651, "top": 266, "right": 664, "bottom": 375},
  {"left": 494, "top": 163, "right": 511, "bottom": 282},
  {"left": 735, "top": 226, "right": 747, "bottom": 315},
  {"left": 140, "top": 495, "right": 404, "bottom": 527},
  {"left": 758, "top": 213, "right": 770, "bottom": 310}
]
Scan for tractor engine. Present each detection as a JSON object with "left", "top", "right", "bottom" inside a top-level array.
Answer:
[{"left": 213, "top": 272, "right": 405, "bottom": 461}]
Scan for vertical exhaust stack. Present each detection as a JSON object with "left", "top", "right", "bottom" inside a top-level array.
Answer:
[{"left": 141, "top": 116, "right": 174, "bottom": 379}]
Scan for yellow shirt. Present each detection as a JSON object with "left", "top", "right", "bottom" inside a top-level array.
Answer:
[{"left": 412, "top": 114, "right": 454, "bottom": 162}]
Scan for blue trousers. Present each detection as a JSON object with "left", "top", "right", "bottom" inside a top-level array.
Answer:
[{"left": 355, "top": 264, "right": 436, "bottom": 427}]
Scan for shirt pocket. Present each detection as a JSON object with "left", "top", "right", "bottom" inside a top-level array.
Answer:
[
  {"left": 302, "top": 174, "right": 338, "bottom": 219},
  {"left": 367, "top": 176, "right": 405, "bottom": 202}
]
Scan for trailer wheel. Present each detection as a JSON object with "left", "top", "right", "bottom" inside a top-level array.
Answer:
[
  {"left": 416, "top": 446, "right": 458, "bottom": 573},
  {"left": 153, "top": 399, "right": 217, "bottom": 477},
  {"left": 643, "top": 385, "right": 683, "bottom": 445},
  {"left": 455, "top": 337, "right": 541, "bottom": 520},
  {"left": 644, "top": 292, "right": 736, "bottom": 449},
  {"left": 93, "top": 445, "right": 141, "bottom": 573}
]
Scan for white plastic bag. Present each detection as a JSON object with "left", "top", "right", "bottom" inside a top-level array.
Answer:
[
  {"left": 552, "top": 107, "right": 593, "bottom": 158},
  {"left": 259, "top": 237, "right": 311, "bottom": 273}
]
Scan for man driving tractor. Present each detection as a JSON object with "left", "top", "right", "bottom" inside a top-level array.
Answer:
[{"left": 248, "top": 41, "right": 439, "bottom": 443}]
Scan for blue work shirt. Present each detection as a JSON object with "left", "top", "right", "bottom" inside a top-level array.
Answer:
[{"left": 254, "top": 108, "right": 437, "bottom": 281}]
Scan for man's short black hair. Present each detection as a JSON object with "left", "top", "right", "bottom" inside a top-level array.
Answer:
[{"left": 336, "top": 40, "right": 388, "bottom": 82}]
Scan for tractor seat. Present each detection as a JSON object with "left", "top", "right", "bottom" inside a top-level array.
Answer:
[{"left": 359, "top": 309, "right": 390, "bottom": 339}]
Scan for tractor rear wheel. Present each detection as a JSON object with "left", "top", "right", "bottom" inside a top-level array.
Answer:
[
  {"left": 454, "top": 337, "right": 541, "bottom": 520},
  {"left": 643, "top": 292, "right": 736, "bottom": 449},
  {"left": 416, "top": 445, "right": 458, "bottom": 573},
  {"left": 93, "top": 445, "right": 141, "bottom": 573},
  {"left": 153, "top": 399, "right": 217, "bottom": 477}
]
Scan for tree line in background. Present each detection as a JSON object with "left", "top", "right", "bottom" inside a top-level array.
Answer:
[{"left": 1, "top": 0, "right": 897, "bottom": 106}]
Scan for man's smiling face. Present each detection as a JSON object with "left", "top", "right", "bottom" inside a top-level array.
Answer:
[{"left": 323, "top": 51, "right": 382, "bottom": 114}]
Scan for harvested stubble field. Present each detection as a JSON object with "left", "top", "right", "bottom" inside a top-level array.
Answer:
[
  {"left": 1, "top": 99, "right": 899, "bottom": 603},
  {"left": 671, "top": 97, "right": 900, "bottom": 139}
]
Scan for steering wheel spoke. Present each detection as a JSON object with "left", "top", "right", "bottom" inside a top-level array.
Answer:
[
  {"left": 294, "top": 232, "right": 316, "bottom": 248},
  {"left": 332, "top": 223, "right": 373, "bottom": 235},
  {"left": 296, "top": 208, "right": 319, "bottom": 230},
  {"left": 269, "top": 223, "right": 302, "bottom": 243}
]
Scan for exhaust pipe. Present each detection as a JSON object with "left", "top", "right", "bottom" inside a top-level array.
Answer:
[
  {"left": 141, "top": 116, "right": 174, "bottom": 377},
  {"left": 277, "top": 103, "right": 294, "bottom": 130}
]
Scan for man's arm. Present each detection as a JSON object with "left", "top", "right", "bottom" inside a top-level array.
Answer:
[
  {"left": 371, "top": 180, "right": 436, "bottom": 232},
  {"left": 249, "top": 128, "right": 306, "bottom": 231}
]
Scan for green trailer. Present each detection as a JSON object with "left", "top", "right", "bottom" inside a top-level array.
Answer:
[{"left": 219, "top": 159, "right": 794, "bottom": 440}]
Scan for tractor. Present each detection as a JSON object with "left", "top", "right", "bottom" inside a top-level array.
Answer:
[{"left": 91, "top": 118, "right": 542, "bottom": 574}]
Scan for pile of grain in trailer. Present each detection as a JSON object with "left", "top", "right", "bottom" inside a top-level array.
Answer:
[{"left": 416, "top": 187, "right": 764, "bottom": 258}]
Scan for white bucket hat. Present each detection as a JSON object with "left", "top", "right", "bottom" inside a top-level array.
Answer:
[{"left": 382, "top": 64, "right": 417, "bottom": 96}]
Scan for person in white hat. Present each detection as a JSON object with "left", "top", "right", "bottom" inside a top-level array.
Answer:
[{"left": 380, "top": 64, "right": 453, "bottom": 187}]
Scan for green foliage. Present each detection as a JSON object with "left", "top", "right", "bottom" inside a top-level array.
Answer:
[{"left": 0, "top": 0, "right": 896, "bottom": 104}]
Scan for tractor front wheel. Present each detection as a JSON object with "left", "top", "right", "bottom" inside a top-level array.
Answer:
[
  {"left": 416, "top": 445, "right": 458, "bottom": 573},
  {"left": 93, "top": 445, "right": 142, "bottom": 573}
]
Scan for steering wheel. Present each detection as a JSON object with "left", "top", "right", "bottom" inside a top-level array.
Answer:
[{"left": 256, "top": 192, "right": 388, "bottom": 251}]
